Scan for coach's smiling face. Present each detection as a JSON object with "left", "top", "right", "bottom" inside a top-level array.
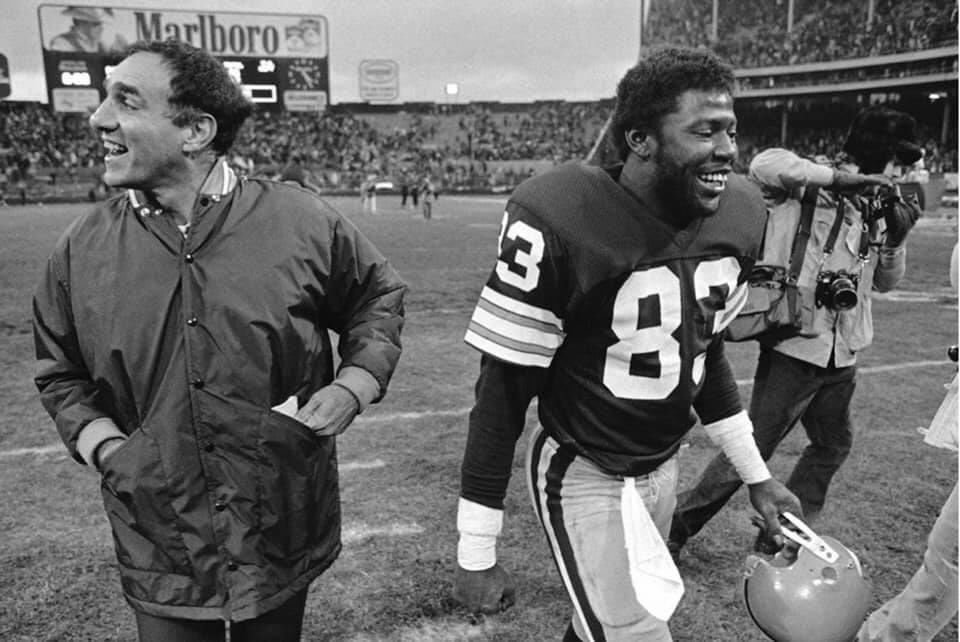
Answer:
[{"left": 88, "top": 52, "right": 195, "bottom": 193}]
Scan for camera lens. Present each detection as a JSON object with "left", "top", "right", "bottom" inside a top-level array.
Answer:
[{"left": 832, "top": 279, "right": 858, "bottom": 309}]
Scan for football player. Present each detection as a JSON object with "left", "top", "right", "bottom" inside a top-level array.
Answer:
[{"left": 452, "top": 46, "right": 803, "bottom": 640}]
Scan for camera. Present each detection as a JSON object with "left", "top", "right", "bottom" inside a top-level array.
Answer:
[
  {"left": 865, "top": 184, "right": 901, "bottom": 224},
  {"left": 815, "top": 271, "right": 859, "bottom": 310}
]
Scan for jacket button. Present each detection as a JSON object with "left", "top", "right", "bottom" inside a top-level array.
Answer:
[
  {"left": 215, "top": 501, "right": 226, "bottom": 511},
  {"left": 227, "top": 561, "right": 238, "bottom": 571},
  {"left": 186, "top": 317, "right": 198, "bottom": 326},
  {"left": 192, "top": 379, "right": 205, "bottom": 389},
  {"left": 185, "top": 253, "right": 195, "bottom": 263}
]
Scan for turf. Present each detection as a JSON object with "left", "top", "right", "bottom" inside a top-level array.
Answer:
[{"left": 0, "top": 196, "right": 956, "bottom": 641}]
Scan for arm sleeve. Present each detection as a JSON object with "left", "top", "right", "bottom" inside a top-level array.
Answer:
[
  {"left": 33, "top": 249, "right": 120, "bottom": 465},
  {"left": 749, "top": 148, "right": 835, "bottom": 198},
  {"left": 692, "top": 337, "right": 744, "bottom": 425},
  {"left": 319, "top": 212, "right": 407, "bottom": 403},
  {"left": 460, "top": 355, "right": 547, "bottom": 509}
]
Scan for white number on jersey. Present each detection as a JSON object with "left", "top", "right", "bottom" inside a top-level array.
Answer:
[
  {"left": 603, "top": 257, "right": 740, "bottom": 400},
  {"left": 496, "top": 213, "right": 545, "bottom": 292}
]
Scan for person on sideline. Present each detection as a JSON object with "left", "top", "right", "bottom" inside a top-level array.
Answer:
[
  {"left": 857, "top": 242, "right": 958, "bottom": 642},
  {"left": 33, "top": 39, "right": 406, "bottom": 642},
  {"left": 452, "top": 46, "right": 802, "bottom": 640}
]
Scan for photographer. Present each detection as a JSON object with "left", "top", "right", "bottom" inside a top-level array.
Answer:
[{"left": 670, "top": 105, "right": 923, "bottom": 556}]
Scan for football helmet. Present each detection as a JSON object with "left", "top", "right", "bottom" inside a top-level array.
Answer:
[{"left": 742, "top": 513, "right": 871, "bottom": 642}]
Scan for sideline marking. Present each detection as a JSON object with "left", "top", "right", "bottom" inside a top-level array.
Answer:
[
  {"left": 342, "top": 522, "right": 424, "bottom": 543},
  {"left": 4, "top": 360, "right": 952, "bottom": 458},
  {"left": 872, "top": 290, "right": 957, "bottom": 303},
  {"left": 1, "top": 444, "right": 62, "bottom": 457},
  {"left": 341, "top": 459, "right": 386, "bottom": 471}
]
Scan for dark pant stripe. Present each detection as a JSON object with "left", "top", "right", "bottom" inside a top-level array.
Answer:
[{"left": 528, "top": 429, "right": 605, "bottom": 642}]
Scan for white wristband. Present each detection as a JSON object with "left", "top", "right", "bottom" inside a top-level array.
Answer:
[
  {"left": 457, "top": 497, "right": 503, "bottom": 571},
  {"left": 702, "top": 410, "right": 771, "bottom": 485}
]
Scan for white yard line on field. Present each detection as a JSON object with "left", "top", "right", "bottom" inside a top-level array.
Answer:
[
  {"left": 342, "top": 522, "right": 424, "bottom": 543},
  {"left": 1, "top": 444, "right": 63, "bottom": 457},
  {"left": 341, "top": 458, "right": 386, "bottom": 471},
  {"left": 872, "top": 290, "right": 957, "bottom": 303},
  {"left": 3, "top": 359, "right": 952, "bottom": 458}
]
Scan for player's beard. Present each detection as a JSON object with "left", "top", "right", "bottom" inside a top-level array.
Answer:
[{"left": 652, "top": 147, "right": 713, "bottom": 225}]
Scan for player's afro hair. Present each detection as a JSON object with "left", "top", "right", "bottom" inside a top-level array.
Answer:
[
  {"left": 611, "top": 46, "right": 735, "bottom": 162},
  {"left": 843, "top": 105, "right": 923, "bottom": 173},
  {"left": 123, "top": 39, "right": 254, "bottom": 156}
]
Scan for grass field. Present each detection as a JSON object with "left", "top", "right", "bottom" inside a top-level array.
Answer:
[{"left": 1, "top": 194, "right": 957, "bottom": 641}]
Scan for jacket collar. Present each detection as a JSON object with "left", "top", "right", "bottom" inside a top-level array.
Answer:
[{"left": 127, "top": 158, "right": 238, "bottom": 217}]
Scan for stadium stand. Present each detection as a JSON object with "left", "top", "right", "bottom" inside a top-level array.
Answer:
[
  {"left": 0, "top": 0, "right": 955, "bottom": 204},
  {"left": 646, "top": 0, "right": 958, "bottom": 66}
]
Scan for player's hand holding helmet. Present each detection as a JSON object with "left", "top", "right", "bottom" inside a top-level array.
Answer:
[
  {"left": 742, "top": 513, "right": 871, "bottom": 642},
  {"left": 453, "top": 563, "right": 516, "bottom": 614},
  {"left": 747, "top": 478, "right": 804, "bottom": 550}
]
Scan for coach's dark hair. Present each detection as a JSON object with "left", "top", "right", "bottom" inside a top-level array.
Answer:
[
  {"left": 611, "top": 46, "right": 735, "bottom": 161},
  {"left": 124, "top": 39, "right": 254, "bottom": 155}
]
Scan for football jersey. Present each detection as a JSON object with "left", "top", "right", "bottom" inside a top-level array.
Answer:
[{"left": 465, "top": 161, "right": 766, "bottom": 475}]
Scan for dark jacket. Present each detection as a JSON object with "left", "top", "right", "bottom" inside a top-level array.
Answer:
[{"left": 33, "top": 175, "right": 406, "bottom": 620}]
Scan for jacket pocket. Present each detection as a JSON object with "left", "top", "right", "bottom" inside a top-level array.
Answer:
[
  {"left": 99, "top": 427, "right": 191, "bottom": 574},
  {"left": 256, "top": 410, "right": 340, "bottom": 559}
]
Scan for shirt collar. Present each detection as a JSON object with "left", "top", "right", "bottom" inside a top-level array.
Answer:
[{"left": 128, "top": 158, "right": 238, "bottom": 217}]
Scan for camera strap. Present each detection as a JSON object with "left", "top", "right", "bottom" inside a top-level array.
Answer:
[
  {"left": 788, "top": 184, "right": 819, "bottom": 286},
  {"left": 823, "top": 196, "right": 847, "bottom": 258},
  {"left": 825, "top": 195, "right": 873, "bottom": 284}
]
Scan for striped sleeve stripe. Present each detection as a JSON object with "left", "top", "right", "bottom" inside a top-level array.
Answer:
[
  {"left": 714, "top": 281, "right": 749, "bottom": 333},
  {"left": 474, "top": 299, "right": 564, "bottom": 346},
  {"left": 478, "top": 286, "right": 563, "bottom": 329},
  {"left": 467, "top": 311, "right": 560, "bottom": 356},
  {"left": 463, "top": 287, "right": 564, "bottom": 365},
  {"left": 470, "top": 307, "right": 563, "bottom": 353},
  {"left": 464, "top": 327, "right": 554, "bottom": 368}
]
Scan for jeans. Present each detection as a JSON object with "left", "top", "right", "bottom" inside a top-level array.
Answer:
[
  {"left": 858, "top": 483, "right": 959, "bottom": 642},
  {"left": 526, "top": 425, "right": 678, "bottom": 641},
  {"left": 671, "top": 345, "right": 855, "bottom": 545},
  {"left": 134, "top": 586, "right": 309, "bottom": 642}
]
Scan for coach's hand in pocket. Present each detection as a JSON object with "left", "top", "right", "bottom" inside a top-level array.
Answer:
[{"left": 296, "top": 384, "right": 360, "bottom": 437}]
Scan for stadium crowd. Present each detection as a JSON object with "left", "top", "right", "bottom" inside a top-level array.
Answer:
[
  {"left": 2, "top": 97, "right": 955, "bottom": 202},
  {"left": 647, "top": 0, "right": 957, "bottom": 67},
  {"left": 0, "top": 0, "right": 956, "bottom": 200}
]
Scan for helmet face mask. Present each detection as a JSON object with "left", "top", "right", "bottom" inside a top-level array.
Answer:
[{"left": 742, "top": 525, "right": 871, "bottom": 642}]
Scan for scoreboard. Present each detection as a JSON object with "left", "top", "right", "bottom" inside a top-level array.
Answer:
[{"left": 38, "top": 5, "right": 329, "bottom": 113}]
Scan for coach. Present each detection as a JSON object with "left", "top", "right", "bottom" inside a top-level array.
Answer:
[{"left": 33, "top": 40, "right": 406, "bottom": 641}]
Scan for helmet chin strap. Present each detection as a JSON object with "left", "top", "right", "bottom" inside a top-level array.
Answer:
[{"left": 778, "top": 512, "right": 839, "bottom": 563}]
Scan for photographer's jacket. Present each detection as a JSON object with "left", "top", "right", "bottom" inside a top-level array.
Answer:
[
  {"left": 33, "top": 162, "right": 406, "bottom": 620},
  {"left": 749, "top": 149, "right": 906, "bottom": 366}
]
